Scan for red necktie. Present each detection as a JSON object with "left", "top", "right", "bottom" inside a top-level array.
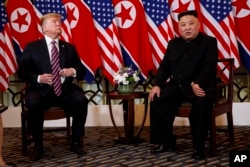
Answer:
[{"left": 51, "top": 41, "right": 62, "bottom": 96}]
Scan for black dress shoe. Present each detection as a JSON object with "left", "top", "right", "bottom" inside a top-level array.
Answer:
[
  {"left": 30, "top": 145, "right": 45, "bottom": 161},
  {"left": 70, "top": 142, "right": 84, "bottom": 155},
  {"left": 150, "top": 144, "right": 176, "bottom": 153},
  {"left": 192, "top": 149, "right": 205, "bottom": 160}
]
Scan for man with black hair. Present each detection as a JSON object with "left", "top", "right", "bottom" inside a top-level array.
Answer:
[{"left": 149, "top": 10, "right": 218, "bottom": 160}]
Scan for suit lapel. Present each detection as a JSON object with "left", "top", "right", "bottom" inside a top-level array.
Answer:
[
  {"left": 59, "top": 40, "right": 66, "bottom": 68},
  {"left": 39, "top": 39, "right": 52, "bottom": 72}
]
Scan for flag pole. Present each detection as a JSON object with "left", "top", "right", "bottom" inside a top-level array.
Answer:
[
  {"left": 248, "top": 72, "right": 250, "bottom": 101},
  {"left": 0, "top": 92, "right": 3, "bottom": 104}
]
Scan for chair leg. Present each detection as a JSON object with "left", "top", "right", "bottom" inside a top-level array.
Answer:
[
  {"left": 21, "top": 112, "right": 28, "bottom": 155},
  {"left": 210, "top": 115, "right": 216, "bottom": 157},
  {"left": 66, "top": 116, "right": 71, "bottom": 143},
  {"left": 227, "top": 111, "right": 235, "bottom": 145}
]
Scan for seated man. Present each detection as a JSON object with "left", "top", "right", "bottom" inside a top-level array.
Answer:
[
  {"left": 148, "top": 10, "right": 218, "bottom": 160},
  {"left": 17, "top": 13, "right": 88, "bottom": 160}
]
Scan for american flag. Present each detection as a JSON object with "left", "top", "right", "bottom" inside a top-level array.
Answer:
[
  {"left": 199, "top": 0, "right": 240, "bottom": 79},
  {"left": 85, "top": 0, "right": 123, "bottom": 83},
  {"left": 142, "top": 0, "right": 174, "bottom": 70},
  {"left": 0, "top": 1, "right": 17, "bottom": 91},
  {"left": 33, "top": 0, "right": 72, "bottom": 43}
]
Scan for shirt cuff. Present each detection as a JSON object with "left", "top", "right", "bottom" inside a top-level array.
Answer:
[
  {"left": 72, "top": 68, "right": 76, "bottom": 77},
  {"left": 37, "top": 75, "right": 41, "bottom": 83}
]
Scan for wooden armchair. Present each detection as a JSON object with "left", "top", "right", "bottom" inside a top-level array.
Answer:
[
  {"left": 177, "top": 58, "right": 235, "bottom": 156},
  {"left": 20, "top": 83, "right": 72, "bottom": 155}
]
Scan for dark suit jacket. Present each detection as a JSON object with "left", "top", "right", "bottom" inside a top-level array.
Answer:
[
  {"left": 17, "top": 38, "right": 86, "bottom": 96},
  {"left": 154, "top": 33, "right": 218, "bottom": 99}
]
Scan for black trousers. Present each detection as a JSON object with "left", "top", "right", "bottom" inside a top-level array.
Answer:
[
  {"left": 150, "top": 89, "right": 213, "bottom": 150},
  {"left": 25, "top": 87, "right": 88, "bottom": 146}
]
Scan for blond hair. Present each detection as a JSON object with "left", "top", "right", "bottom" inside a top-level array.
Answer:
[{"left": 40, "top": 13, "right": 62, "bottom": 26}]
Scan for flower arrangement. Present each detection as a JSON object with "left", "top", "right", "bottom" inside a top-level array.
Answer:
[{"left": 113, "top": 67, "right": 140, "bottom": 85}]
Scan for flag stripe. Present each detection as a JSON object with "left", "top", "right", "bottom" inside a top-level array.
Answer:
[
  {"left": 199, "top": 1, "right": 240, "bottom": 79},
  {"left": 143, "top": 0, "right": 174, "bottom": 70},
  {"left": 0, "top": 2, "right": 17, "bottom": 91},
  {"left": 86, "top": 0, "right": 123, "bottom": 83}
]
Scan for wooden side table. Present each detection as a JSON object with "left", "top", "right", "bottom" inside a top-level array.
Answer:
[{"left": 107, "top": 92, "right": 149, "bottom": 144}]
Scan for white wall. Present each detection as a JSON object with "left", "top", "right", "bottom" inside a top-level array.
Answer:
[{"left": 1, "top": 102, "right": 250, "bottom": 128}]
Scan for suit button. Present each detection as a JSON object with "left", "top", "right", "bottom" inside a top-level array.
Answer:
[{"left": 179, "top": 84, "right": 182, "bottom": 87}]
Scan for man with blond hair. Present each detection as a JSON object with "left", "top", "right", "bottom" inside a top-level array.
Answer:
[{"left": 18, "top": 13, "right": 88, "bottom": 160}]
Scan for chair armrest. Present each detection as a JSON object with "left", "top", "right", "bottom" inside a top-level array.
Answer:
[{"left": 215, "top": 81, "right": 233, "bottom": 106}]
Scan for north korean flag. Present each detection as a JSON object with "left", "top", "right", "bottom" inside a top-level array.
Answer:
[
  {"left": 232, "top": 0, "right": 250, "bottom": 71},
  {"left": 6, "top": 0, "right": 42, "bottom": 51},
  {"left": 168, "top": 0, "right": 202, "bottom": 36},
  {"left": 112, "top": 0, "right": 154, "bottom": 80},
  {"left": 62, "top": 0, "right": 102, "bottom": 82}
]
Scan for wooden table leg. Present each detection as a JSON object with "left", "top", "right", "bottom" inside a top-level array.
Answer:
[
  {"left": 123, "top": 99, "right": 135, "bottom": 143},
  {"left": 0, "top": 115, "right": 6, "bottom": 165},
  {"left": 107, "top": 92, "right": 149, "bottom": 144}
]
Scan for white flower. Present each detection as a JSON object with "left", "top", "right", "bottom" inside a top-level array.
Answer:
[{"left": 113, "top": 67, "right": 140, "bottom": 85}]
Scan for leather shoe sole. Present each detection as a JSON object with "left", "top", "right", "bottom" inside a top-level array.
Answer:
[
  {"left": 192, "top": 150, "right": 205, "bottom": 160},
  {"left": 30, "top": 146, "right": 45, "bottom": 161},
  {"left": 150, "top": 145, "right": 176, "bottom": 153},
  {"left": 70, "top": 143, "right": 84, "bottom": 155}
]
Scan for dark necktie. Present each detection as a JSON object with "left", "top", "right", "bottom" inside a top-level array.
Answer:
[{"left": 51, "top": 41, "right": 62, "bottom": 96}]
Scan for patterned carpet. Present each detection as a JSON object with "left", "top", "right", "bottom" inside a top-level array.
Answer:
[{"left": 2, "top": 126, "right": 250, "bottom": 167}]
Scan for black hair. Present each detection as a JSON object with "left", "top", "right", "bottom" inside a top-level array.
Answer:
[{"left": 178, "top": 10, "right": 198, "bottom": 21}]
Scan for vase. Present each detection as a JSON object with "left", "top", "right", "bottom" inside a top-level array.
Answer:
[{"left": 117, "top": 84, "right": 134, "bottom": 94}]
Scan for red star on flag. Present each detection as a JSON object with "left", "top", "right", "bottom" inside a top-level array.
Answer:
[
  {"left": 172, "top": 0, "right": 191, "bottom": 14},
  {"left": 116, "top": 4, "right": 133, "bottom": 26},
  {"left": 66, "top": 5, "right": 77, "bottom": 25},
  {"left": 12, "top": 11, "right": 29, "bottom": 30},
  {"left": 232, "top": 0, "right": 250, "bottom": 16}
]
